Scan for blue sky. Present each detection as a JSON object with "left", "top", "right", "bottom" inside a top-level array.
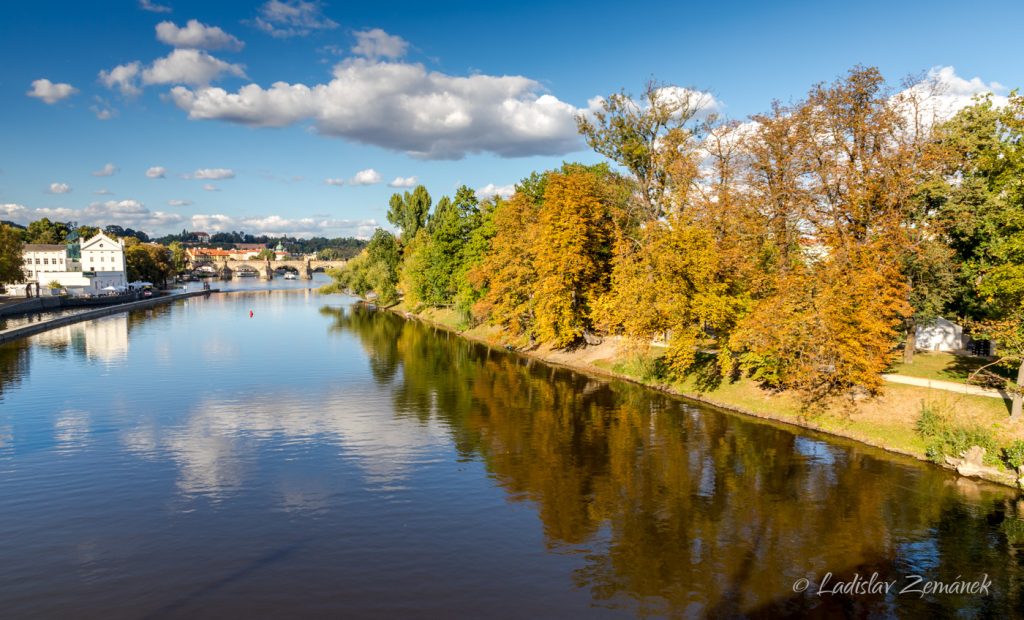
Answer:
[{"left": 1, "top": 0, "right": 1021, "bottom": 238}]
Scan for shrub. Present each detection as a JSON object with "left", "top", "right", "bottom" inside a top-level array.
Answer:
[
  {"left": 915, "top": 402, "right": 998, "bottom": 466},
  {"left": 1004, "top": 440, "right": 1024, "bottom": 470}
]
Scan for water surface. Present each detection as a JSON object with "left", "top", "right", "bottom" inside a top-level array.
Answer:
[{"left": 1, "top": 291, "right": 1022, "bottom": 618}]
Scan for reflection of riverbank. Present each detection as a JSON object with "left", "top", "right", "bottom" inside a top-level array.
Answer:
[
  {"left": 32, "top": 314, "right": 129, "bottom": 363},
  {"left": 386, "top": 304, "right": 1023, "bottom": 489}
]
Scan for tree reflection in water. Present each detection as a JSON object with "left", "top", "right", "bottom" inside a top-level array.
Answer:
[{"left": 321, "top": 304, "right": 1024, "bottom": 616}]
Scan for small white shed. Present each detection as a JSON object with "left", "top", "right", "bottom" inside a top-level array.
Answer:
[{"left": 915, "top": 317, "right": 964, "bottom": 352}]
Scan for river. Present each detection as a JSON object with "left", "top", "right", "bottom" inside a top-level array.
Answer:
[{"left": 1, "top": 290, "right": 1022, "bottom": 618}]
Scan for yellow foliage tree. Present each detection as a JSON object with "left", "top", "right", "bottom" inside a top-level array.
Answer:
[{"left": 532, "top": 170, "right": 614, "bottom": 347}]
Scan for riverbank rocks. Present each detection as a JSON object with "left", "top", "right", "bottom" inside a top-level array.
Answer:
[{"left": 944, "top": 446, "right": 1019, "bottom": 487}]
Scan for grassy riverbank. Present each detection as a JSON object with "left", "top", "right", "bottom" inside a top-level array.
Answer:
[{"left": 391, "top": 303, "right": 1024, "bottom": 489}]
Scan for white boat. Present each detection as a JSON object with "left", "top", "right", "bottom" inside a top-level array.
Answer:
[{"left": 283, "top": 272, "right": 297, "bottom": 280}]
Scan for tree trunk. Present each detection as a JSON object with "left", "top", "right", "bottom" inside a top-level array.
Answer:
[
  {"left": 903, "top": 321, "right": 916, "bottom": 364},
  {"left": 1013, "top": 359, "right": 1024, "bottom": 422}
]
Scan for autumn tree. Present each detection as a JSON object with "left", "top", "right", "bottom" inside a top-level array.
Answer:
[
  {"left": 532, "top": 168, "right": 615, "bottom": 347},
  {"left": 729, "top": 67, "right": 924, "bottom": 400},
  {"left": 577, "top": 80, "right": 712, "bottom": 225},
  {"left": 472, "top": 191, "right": 542, "bottom": 337}
]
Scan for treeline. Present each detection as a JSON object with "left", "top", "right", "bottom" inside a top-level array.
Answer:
[
  {"left": 155, "top": 230, "right": 367, "bottom": 258},
  {"left": 331, "top": 66, "right": 1024, "bottom": 413}
]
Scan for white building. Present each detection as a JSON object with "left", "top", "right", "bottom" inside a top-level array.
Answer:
[
  {"left": 15, "top": 232, "right": 128, "bottom": 296},
  {"left": 915, "top": 317, "right": 965, "bottom": 352},
  {"left": 22, "top": 244, "right": 69, "bottom": 282}
]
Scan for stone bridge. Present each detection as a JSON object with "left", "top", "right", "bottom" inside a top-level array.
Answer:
[{"left": 212, "top": 258, "right": 347, "bottom": 280}]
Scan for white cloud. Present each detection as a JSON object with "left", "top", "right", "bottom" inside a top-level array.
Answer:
[
  {"left": 139, "top": 0, "right": 171, "bottom": 13},
  {"left": 49, "top": 182, "right": 71, "bottom": 194},
  {"left": 99, "top": 62, "right": 142, "bottom": 96},
  {"left": 94, "top": 188, "right": 114, "bottom": 195},
  {"left": 3, "top": 199, "right": 184, "bottom": 233},
  {"left": 146, "top": 166, "right": 167, "bottom": 179},
  {"left": 250, "top": 0, "right": 338, "bottom": 38},
  {"left": 143, "top": 49, "right": 246, "bottom": 86},
  {"left": 27, "top": 79, "right": 78, "bottom": 104},
  {"left": 387, "top": 176, "right": 417, "bottom": 188},
  {"left": 324, "top": 178, "right": 345, "bottom": 186},
  {"left": 190, "top": 213, "right": 378, "bottom": 238},
  {"left": 193, "top": 168, "right": 235, "bottom": 180},
  {"left": 92, "top": 163, "right": 118, "bottom": 177},
  {"left": 156, "top": 19, "right": 244, "bottom": 51},
  {"left": 352, "top": 29, "right": 408, "bottom": 59},
  {"left": 349, "top": 168, "right": 381, "bottom": 186},
  {"left": 1, "top": 203, "right": 30, "bottom": 221},
  {"left": 895, "top": 65, "right": 1009, "bottom": 125},
  {"left": 170, "top": 58, "right": 586, "bottom": 159},
  {"left": 475, "top": 183, "right": 515, "bottom": 200},
  {"left": 168, "top": 199, "right": 193, "bottom": 206},
  {"left": 202, "top": 183, "right": 220, "bottom": 191}
]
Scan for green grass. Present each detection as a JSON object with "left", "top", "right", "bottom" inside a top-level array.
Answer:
[{"left": 888, "top": 351, "right": 1013, "bottom": 384}]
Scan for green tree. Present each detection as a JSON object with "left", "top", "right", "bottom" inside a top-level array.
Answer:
[
  {"left": 387, "top": 185, "right": 432, "bottom": 242},
  {"left": 0, "top": 224, "right": 26, "bottom": 287},
  {"left": 327, "top": 229, "right": 402, "bottom": 305},
  {"left": 936, "top": 92, "right": 1024, "bottom": 418},
  {"left": 167, "top": 241, "right": 188, "bottom": 272},
  {"left": 24, "top": 218, "right": 70, "bottom": 244},
  {"left": 255, "top": 248, "right": 276, "bottom": 261},
  {"left": 125, "top": 243, "right": 173, "bottom": 286}
]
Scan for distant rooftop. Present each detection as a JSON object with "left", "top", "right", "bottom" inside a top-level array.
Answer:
[{"left": 24, "top": 244, "right": 65, "bottom": 252}]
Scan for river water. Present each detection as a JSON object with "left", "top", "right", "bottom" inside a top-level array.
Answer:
[{"left": 1, "top": 290, "right": 1022, "bottom": 618}]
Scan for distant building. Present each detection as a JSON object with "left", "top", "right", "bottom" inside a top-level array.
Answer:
[
  {"left": 234, "top": 243, "right": 265, "bottom": 251},
  {"left": 194, "top": 231, "right": 211, "bottom": 243}
]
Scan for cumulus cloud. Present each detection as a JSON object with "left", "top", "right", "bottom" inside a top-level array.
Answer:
[
  {"left": 146, "top": 166, "right": 167, "bottom": 178},
  {"left": 476, "top": 183, "right": 515, "bottom": 200},
  {"left": 92, "top": 163, "right": 118, "bottom": 177},
  {"left": 202, "top": 183, "right": 220, "bottom": 191},
  {"left": 94, "top": 189, "right": 114, "bottom": 195},
  {"left": 352, "top": 29, "right": 408, "bottom": 59},
  {"left": 49, "top": 182, "right": 71, "bottom": 194},
  {"left": 168, "top": 199, "right": 193, "bottom": 206},
  {"left": 156, "top": 19, "right": 244, "bottom": 51},
  {"left": 324, "top": 178, "right": 345, "bottom": 186},
  {"left": 143, "top": 49, "right": 246, "bottom": 86},
  {"left": 2, "top": 199, "right": 184, "bottom": 233},
  {"left": 190, "top": 213, "right": 378, "bottom": 238},
  {"left": 99, "top": 62, "right": 142, "bottom": 96},
  {"left": 139, "top": 0, "right": 171, "bottom": 13},
  {"left": 388, "top": 176, "right": 417, "bottom": 188},
  {"left": 895, "top": 65, "right": 1009, "bottom": 124},
  {"left": 250, "top": 0, "right": 338, "bottom": 38},
  {"left": 193, "top": 168, "right": 235, "bottom": 180},
  {"left": 349, "top": 168, "right": 381, "bottom": 186},
  {"left": 27, "top": 79, "right": 78, "bottom": 104},
  {"left": 170, "top": 58, "right": 588, "bottom": 159}
]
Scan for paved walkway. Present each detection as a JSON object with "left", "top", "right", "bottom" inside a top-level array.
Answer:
[{"left": 883, "top": 373, "right": 1008, "bottom": 400}]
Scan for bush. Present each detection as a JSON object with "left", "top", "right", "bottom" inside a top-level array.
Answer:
[
  {"left": 916, "top": 402, "right": 998, "bottom": 465},
  {"left": 1004, "top": 440, "right": 1024, "bottom": 470}
]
